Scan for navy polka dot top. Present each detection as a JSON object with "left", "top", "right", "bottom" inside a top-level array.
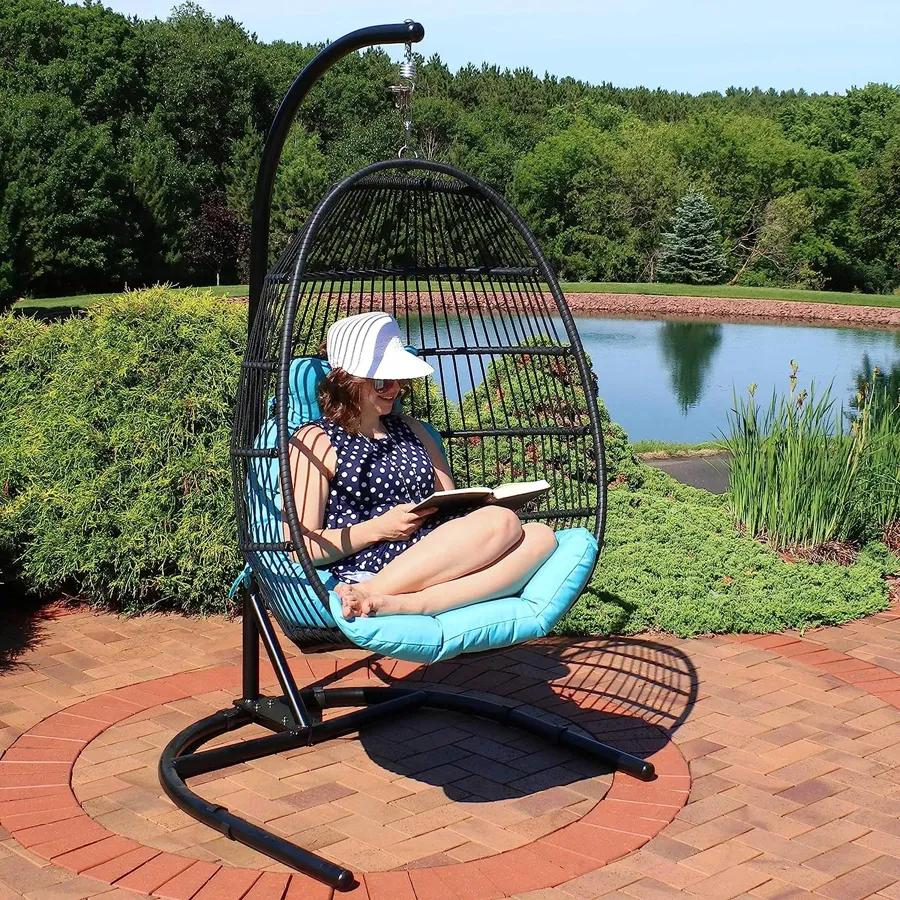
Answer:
[{"left": 314, "top": 414, "right": 449, "bottom": 581}]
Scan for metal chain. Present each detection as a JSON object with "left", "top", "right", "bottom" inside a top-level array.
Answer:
[{"left": 388, "top": 25, "right": 417, "bottom": 158}]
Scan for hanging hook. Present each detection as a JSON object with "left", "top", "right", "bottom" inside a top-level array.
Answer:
[{"left": 389, "top": 23, "right": 417, "bottom": 158}]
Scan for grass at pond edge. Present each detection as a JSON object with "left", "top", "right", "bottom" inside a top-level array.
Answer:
[
  {"left": 632, "top": 439, "right": 723, "bottom": 459},
  {"left": 558, "top": 465, "right": 899, "bottom": 638},
  {"left": 15, "top": 281, "right": 900, "bottom": 310},
  {"left": 564, "top": 282, "right": 900, "bottom": 308}
]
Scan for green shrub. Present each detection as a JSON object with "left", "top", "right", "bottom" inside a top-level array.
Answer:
[
  {"left": 0, "top": 287, "right": 245, "bottom": 613},
  {"left": 0, "top": 293, "right": 638, "bottom": 614},
  {"left": 0, "top": 314, "right": 50, "bottom": 573},
  {"left": 559, "top": 466, "right": 896, "bottom": 637},
  {"left": 453, "top": 336, "right": 642, "bottom": 499},
  {"left": 2, "top": 291, "right": 895, "bottom": 637}
]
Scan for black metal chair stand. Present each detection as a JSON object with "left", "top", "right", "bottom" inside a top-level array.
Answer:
[{"left": 160, "top": 583, "right": 654, "bottom": 891}]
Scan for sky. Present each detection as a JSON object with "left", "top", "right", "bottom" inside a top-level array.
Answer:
[{"left": 98, "top": 0, "right": 899, "bottom": 95}]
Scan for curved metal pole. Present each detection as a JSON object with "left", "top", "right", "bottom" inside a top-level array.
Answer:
[{"left": 248, "top": 21, "right": 425, "bottom": 330}]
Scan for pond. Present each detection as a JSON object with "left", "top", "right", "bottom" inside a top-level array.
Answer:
[
  {"left": 407, "top": 312, "right": 900, "bottom": 444},
  {"left": 577, "top": 315, "right": 900, "bottom": 443}
]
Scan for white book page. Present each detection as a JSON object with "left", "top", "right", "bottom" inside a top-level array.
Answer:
[{"left": 490, "top": 480, "right": 551, "bottom": 501}]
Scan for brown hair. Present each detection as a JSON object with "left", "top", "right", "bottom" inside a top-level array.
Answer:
[
  {"left": 318, "top": 368, "right": 366, "bottom": 431},
  {"left": 316, "top": 341, "right": 411, "bottom": 433}
]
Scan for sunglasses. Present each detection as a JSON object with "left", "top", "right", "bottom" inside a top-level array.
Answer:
[{"left": 371, "top": 378, "right": 404, "bottom": 391}]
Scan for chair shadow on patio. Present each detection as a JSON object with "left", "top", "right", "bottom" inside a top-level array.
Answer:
[
  {"left": 62, "top": 633, "right": 700, "bottom": 875},
  {"left": 328, "top": 636, "right": 699, "bottom": 807}
]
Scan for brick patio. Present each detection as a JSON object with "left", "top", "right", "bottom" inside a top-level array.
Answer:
[{"left": 1, "top": 598, "right": 899, "bottom": 899}]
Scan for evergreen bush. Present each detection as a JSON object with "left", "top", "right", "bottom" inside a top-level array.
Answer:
[
  {"left": 452, "top": 336, "right": 643, "bottom": 502},
  {"left": 0, "top": 290, "right": 636, "bottom": 614},
  {"left": 559, "top": 466, "right": 895, "bottom": 637},
  {"left": 657, "top": 190, "right": 727, "bottom": 285},
  {"left": 0, "top": 287, "right": 245, "bottom": 613}
]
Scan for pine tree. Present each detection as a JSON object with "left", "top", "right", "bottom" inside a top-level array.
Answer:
[{"left": 657, "top": 190, "right": 727, "bottom": 284}]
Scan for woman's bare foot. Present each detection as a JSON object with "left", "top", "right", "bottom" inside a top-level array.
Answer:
[
  {"left": 335, "top": 582, "right": 385, "bottom": 619},
  {"left": 335, "top": 582, "right": 364, "bottom": 618}
]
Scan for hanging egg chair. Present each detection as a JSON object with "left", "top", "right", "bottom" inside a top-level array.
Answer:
[{"left": 160, "top": 22, "right": 652, "bottom": 891}]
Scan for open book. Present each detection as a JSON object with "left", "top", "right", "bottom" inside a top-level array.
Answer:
[{"left": 409, "top": 480, "right": 550, "bottom": 515}]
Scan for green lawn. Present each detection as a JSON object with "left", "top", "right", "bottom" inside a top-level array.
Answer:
[
  {"left": 13, "top": 281, "right": 900, "bottom": 311},
  {"left": 13, "top": 284, "right": 248, "bottom": 310}
]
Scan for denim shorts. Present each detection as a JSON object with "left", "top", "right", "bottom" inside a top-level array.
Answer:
[{"left": 337, "top": 569, "right": 377, "bottom": 585}]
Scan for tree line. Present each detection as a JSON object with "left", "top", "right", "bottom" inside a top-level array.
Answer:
[{"left": 1, "top": 0, "right": 899, "bottom": 304}]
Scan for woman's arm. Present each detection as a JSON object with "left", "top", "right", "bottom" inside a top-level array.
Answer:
[
  {"left": 284, "top": 425, "right": 382, "bottom": 565},
  {"left": 402, "top": 416, "right": 455, "bottom": 491}
]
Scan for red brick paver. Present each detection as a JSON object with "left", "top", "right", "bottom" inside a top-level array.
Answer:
[{"left": 0, "top": 598, "right": 899, "bottom": 898}]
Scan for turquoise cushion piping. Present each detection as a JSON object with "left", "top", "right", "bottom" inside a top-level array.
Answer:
[{"left": 243, "top": 356, "right": 598, "bottom": 662}]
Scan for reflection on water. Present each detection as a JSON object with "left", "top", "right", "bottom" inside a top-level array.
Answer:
[
  {"left": 402, "top": 312, "right": 900, "bottom": 443},
  {"left": 851, "top": 352, "right": 900, "bottom": 420},
  {"left": 658, "top": 322, "right": 723, "bottom": 413}
]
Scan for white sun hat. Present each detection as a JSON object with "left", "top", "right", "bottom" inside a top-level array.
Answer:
[{"left": 326, "top": 312, "right": 434, "bottom": 380}]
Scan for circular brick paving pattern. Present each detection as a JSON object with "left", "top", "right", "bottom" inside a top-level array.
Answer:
[
  {"left": 6, "top": 606, "right": 900, "bottom": 900},
  {"left": 73, "top": 694, "right": 615, "bottom": 872},
  {"left": 0, "top": 646, "right": 692, "bottom": 897}
]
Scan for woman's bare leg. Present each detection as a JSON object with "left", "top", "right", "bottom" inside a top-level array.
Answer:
[
  {"left": 340, "top": 523, "right": 557, "bottom": 617},
  {"left": 354, "top": 506, "right": 524, "bottom": 598}
]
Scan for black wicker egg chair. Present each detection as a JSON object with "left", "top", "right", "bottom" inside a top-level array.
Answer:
[{"left": 159, "top": 22, "right": 653, "bottom": 891}]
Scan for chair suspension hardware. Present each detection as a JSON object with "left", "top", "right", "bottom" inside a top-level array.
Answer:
[{"left": 389, "top": 25, "right": 418, "bottom": 158}]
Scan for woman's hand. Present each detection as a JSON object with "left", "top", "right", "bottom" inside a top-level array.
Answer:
[{"left": 370, "top": 503, "right": 437, "bottom": 541}]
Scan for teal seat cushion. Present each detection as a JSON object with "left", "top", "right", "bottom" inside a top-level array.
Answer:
[
  {"left": 242, "top": 356, "right": 598, "bottom": 663},
  {"left": 328, "top": 526, "right": 597, "bottom": 662}
]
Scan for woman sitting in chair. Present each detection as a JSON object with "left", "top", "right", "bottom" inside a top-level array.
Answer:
[{"left": 286, "top": 311, "right": 557, "bottom": 620}]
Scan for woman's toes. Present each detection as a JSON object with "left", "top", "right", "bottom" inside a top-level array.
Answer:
[
  {"left": 337, "top": 583, "right": 381, "bottom": 618},
  {"left": 343, "top": 600, "right": 361, "bottom": 620},
  {"left": 339, "top": 585, "right": 361, "bottom": 619},
  {"left": 361, "top": 595, "right": 384, "bottom": 617}
]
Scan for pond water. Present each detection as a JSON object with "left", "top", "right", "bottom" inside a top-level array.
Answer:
[
  {"left": 405, "top": 313, "right": 900, "bottom": 444},
  {"left": 576, "top": 315, "right": 900, "bottom": 443}
]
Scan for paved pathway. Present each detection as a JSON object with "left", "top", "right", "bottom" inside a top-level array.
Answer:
[
  {"left": 645, "top": 454, "right": 730, "bottom": 495},
  {"left": 0, "top": 598, "right": 899, "bottom": 899}
]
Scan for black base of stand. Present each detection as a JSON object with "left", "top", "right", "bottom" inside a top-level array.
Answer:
[{"left": 158, "top": 588, "right": 655, "bottom": 891}]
